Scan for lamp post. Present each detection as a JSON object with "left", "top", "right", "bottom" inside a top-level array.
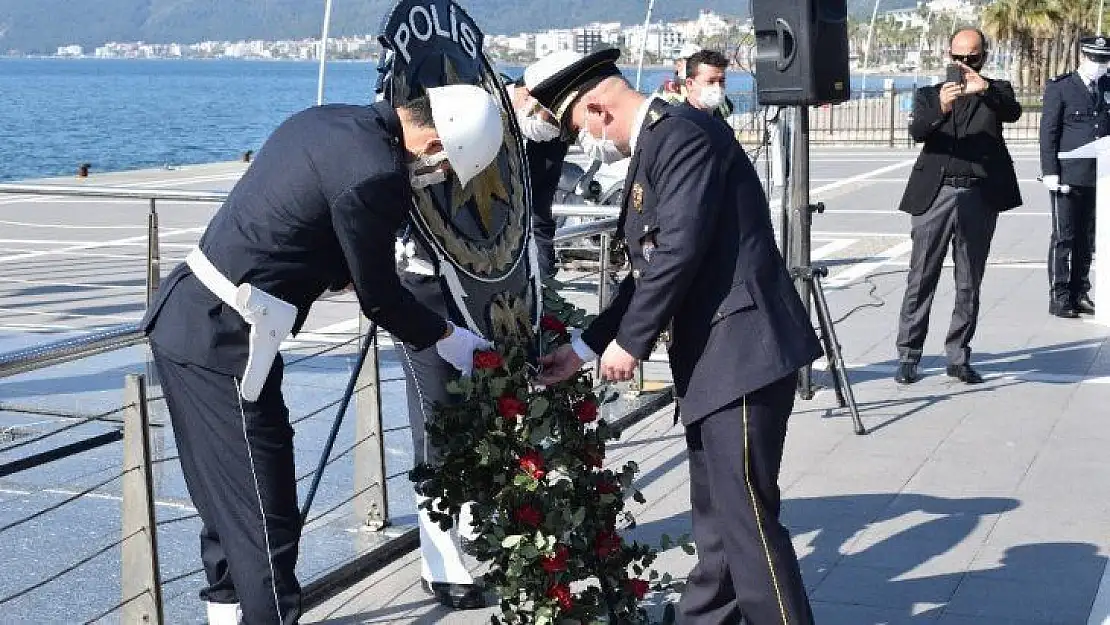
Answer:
[
  {"left": 634, "top": 0, "right": 658, "bottom": 91},
  {"left": 316, "top": 0, "right": 334, "bottom": 106},
  {"left": 860, "top": 0, "right": 883, "bottom": 93}
]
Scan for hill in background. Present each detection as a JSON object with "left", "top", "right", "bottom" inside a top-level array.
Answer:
[{"left": 0, "top": 0, "right": 918, "bottom": 55}]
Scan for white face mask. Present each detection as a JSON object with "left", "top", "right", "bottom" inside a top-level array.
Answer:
[
  {"left": 408, "top": 150, "right": 449, "bottom": 189},
  {"left": 517, "top": 112, "right": 561, "bottom": 143},
  {"left": 579, "top": 113, "right": 623, "bottom": 165},
  {"left": 698, "top": 84, "right": 724, "bottom": 110},
  {"left": 1079, "top": 58, "right": 1108, "bottom": 82}
]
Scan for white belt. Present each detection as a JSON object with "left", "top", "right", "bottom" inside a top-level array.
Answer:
[{"left": 185, "top": 248, "right": 297, "bottom": 402}]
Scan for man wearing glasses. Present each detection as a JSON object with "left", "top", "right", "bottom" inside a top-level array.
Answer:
[{"left": 893, "top": 28, "right": 1023, "bottom": 385}]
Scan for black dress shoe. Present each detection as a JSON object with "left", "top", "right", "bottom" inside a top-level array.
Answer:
[
  {"left": 946, "top": 363, "right": 984, "bottom": 384},
  {"left": 1049, "top": 303, "right": 1080, "bottom": 318},
  {"left": 1076, "top": 296, "right": 1096, "bottom": 315},
  {"left": 895, "top": 362, "right": 920, "bottom": 384},
  {"left": 420, "top": 579, "right": 489, "bottom": 610}
]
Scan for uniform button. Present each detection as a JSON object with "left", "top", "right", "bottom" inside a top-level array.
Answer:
[{"left": 632, "top": 269, "right": 641, "bottom": 278}]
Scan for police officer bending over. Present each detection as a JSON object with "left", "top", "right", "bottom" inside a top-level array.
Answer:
[
  {"left": 141, "top": 85, "right": 502, "bottom": 625},
  {"left": 534, "top": 48, "right": 821, "bottom": 625},
  {"left": 1039, "top": 36, "right": 1110, "bottom": 318}
]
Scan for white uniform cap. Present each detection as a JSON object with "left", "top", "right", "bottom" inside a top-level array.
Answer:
[
  {"left": 427, "top": 84, "right": 504, "bottom": 188},
  {"left": 678, "top": 43, "right": 702, "bottom": 59},
  {"left": 524, "top": 50, "right": 585, "bottom": 90}
]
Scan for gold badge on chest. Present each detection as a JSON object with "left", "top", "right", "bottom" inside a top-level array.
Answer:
[{"left": 631, "top": 182, "right": 644, "bottom": 213}]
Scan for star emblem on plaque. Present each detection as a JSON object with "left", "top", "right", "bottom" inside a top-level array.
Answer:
[{"left": 376, "top": 0, "right": 541, "bottom": 343}]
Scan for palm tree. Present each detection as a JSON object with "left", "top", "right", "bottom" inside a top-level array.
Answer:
[
  {"left": 1051, "top": 0, "right": 1098, "bottom": 73},
  {"left": 982, "top": 0, "right": 1051, "bottom": 90}
]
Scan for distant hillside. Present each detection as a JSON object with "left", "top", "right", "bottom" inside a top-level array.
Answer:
[{"left": 0, "top": 0, "right": 920, "bottom": 54}]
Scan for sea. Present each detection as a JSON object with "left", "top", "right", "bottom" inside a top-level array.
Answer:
[{"left": 0, "top": 57, "right": 934, "bottom": 183}]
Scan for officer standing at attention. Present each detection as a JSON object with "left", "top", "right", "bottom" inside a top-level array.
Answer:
[
  {"left": 392, "top": 52, "right": 585, "bottom": 612},
  {"left": 1039, "top": 36, "right": 1110, "bottom": 318},
  {"left": 894, "top": 29, "right": 1022, "bottom": 385},
  {"left": 141, "top": 84, "right": 503, "bottom": 625},
  {"left": 533, "top": 48, "right": 822, "bottom": 625}
]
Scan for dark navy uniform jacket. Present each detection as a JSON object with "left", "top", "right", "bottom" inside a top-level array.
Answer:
[
  {"left": 1040, "top": 72, "right": 1110, "bottom": 187},
  {"left": 581, "top": 100, "right": 822, "bottom": 424},
  {"left": 142, "top": 102, "right": 448, "bottom": 376}
]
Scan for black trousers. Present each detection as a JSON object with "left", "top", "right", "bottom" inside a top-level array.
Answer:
[
  {"left": 533, "top": 209, "right": 558, "bottom": 280},
  {"left": 1049, "top": 186, "right": 1095, "bottom": 307},
  {"left": 897, "top": 185, "right": 998, "bottom": 366},
  {"left": 679, "top": 373, "right": 814, "bottom": 625},
  {"left": 152, "top": 344, "right": 302, "bottom": 625}
]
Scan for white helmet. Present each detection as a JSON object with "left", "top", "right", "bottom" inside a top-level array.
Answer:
[{"left": 427, "top": 84, "right": 504, "bottom": 188}]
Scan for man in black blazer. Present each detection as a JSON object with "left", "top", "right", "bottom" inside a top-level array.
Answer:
[
  {"left": 140, "top": 87, "right": 501, "bottom": 625},
  {"left": 895, "top": 28, "right": 1022, "bottom": 385},
  {"left": 534, "top": 48, "right": 822, "bottom": 625}
]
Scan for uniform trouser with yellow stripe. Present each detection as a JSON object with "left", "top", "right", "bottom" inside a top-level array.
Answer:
[{"left": 679, "top": 372, "right": 814, "bottom": 625}]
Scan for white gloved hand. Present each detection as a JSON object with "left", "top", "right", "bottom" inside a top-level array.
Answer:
[
  {"left": 1042, "top": 175, "right": 1071, "bottom": 194},
  {"left": 435, "top": 322, "right": 493, "bottom": 376}
]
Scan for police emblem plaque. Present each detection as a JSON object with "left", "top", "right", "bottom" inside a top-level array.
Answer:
[{"left": 376, "top": 0, "right": 540, "bottom": 343}]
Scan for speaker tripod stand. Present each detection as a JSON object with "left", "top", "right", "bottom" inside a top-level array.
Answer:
[
  {"left": 790, "top": 264, "right": 866, "bottom": 435},
  {"left": 778, "top": 105, "right": 867, "bottom": 435}
]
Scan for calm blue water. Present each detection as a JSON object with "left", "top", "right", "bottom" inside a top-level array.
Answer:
[{"left": 0, "top": 58, "right": 929, "bottom": 182}]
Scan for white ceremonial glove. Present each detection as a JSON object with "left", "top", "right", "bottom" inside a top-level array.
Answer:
[
  {"left": 435, "top": 322, "right": 493, "bottom": 376},
  {"left": 1042, "top": 175, "right": 1072, "bottom": 194}
]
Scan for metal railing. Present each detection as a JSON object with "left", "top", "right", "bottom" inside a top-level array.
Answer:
[
  {"left": 0, "top": 183, "right": 649, "bottom": 623},
  {"left": 723, "top": 86, "right": 1045, "bottom": 147}
]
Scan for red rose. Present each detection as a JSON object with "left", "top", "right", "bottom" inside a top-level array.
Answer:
[
  {"left": 497, "top": 395, "right": 526, "bottom": 423},
  {"left": 594, "top": 529, "right": 621, "bottom": 559},
  {"left": 540, "top": 314, "right": 567, "bottom": 335},
  {"left": 627, "top": 578, "right": 650, "bottom": 599},
  {"left": 541, "top": 544, "right": 570, "bottom": 573},
  {"left": 596, "top": 478, "right": 619, "bottom": 495},
  {"left": 546, "top": 582, "right": 574, "bottom": 611},
  {"left": 473, "top": 350, "right": 503, "bottom": 370},
  {"left": 514, "top": 505, "right": 542, "bottom": 527},
  {"left": 519, "top": 450, "right": 546, "bottom": 480},
  {"left": 582, "top": 446, "right": 604, "bottom": 469},
  {"left": 575, "top": 399, "right": 599, "bottom": 424}
]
